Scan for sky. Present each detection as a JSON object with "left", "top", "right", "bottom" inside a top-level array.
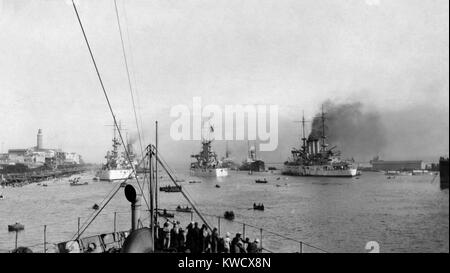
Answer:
[{"left": 0, "top": 0, "right": 448, "bottom": 165}]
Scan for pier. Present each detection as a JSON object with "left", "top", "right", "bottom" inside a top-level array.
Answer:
[{"left": 1, "top": 166, "right": 88, "bottom": 187}]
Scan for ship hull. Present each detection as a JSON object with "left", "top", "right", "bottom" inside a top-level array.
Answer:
[
  {"left": 190, "top": 168, "right": 229, "bottom": 177},
  {"left": 282, "top": 164, "right": 357, "bottom": 177},
  {"left": 239, "top": 160, "right": 265, "bottom": 172},
  {"left": 440, "top": 158, "right": 449, "bottom": 190},
  {"left": 97, "top": 169, "right": 133, "bottom": 181}
]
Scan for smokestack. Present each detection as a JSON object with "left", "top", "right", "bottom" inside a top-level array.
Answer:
[
  {"left": 131, "top": 195, "right": 141, "bottom": 231},
  {"left": 314, "top": 139, "right": 319, "bottom": 154},
  {"left": 127, "top": 143, "right": 134, "bottom": 155},
  {"left": 309, "top": 141, "right": 314, "bottom": 155},
  {"left": 37, "top": 129, "right": 43, "bottom": 150}
]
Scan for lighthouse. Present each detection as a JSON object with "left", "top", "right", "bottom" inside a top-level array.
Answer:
[{"left": 37, "top": 129, "right": 43, "bottom": 150}]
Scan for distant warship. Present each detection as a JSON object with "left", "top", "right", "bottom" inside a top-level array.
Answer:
[
  {"left": 283, "top": 107, "right": 357, "bottom": 177},
  {"left": 97, "top": 126, "right": 137, "bottom": 181},
  {"left": 239, "top": 141, "right": 265, "bottom": 172},
  {"left": 190, "top": 126, "right": 228, "bottom": 177}
]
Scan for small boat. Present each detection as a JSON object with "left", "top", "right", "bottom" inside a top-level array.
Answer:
[
  {"left": 92, "top": 177, "right": 99, "bottom": 181},
  {"left": 253, "top": 203, "right": 265, "bottom": 211},
  {"left": 92, "top": 204, "right": 100, "bottom": 210},
  {"left": 189, "top": 180, "right": 201, "bottom": 184},
  {"left": 8, "top": 222, "right": 25, "bottom": 232},
  {"left": 176, "top": 205, "right": 193, "bottom": 213},
  {"left": 70, "top": 181, "right": 88, "bottom": 186},
  {"left": 158, "top": 209, "right": 174, "bottom": 218},
  {"left": 224, "top": 211, "right": 235, "bottom": 221},
  {"left": 255, "top": 178, "right": 268, "bottom": 184},
  {"left": 215, "top": 184, "right": 221, "bottom": 188},
  {"left": 0, "top": 194, "right": 4, "bottom": 200},
  {"left": 159, "top": 185, "right": 182, "bottom": 192},
  {"left": 42, "top": 183, "right": 48, "bottom": 187}
]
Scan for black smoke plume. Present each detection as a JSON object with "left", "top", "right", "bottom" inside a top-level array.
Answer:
[{"left": 308, "top": 100, "right": 387, "bottom": 160}]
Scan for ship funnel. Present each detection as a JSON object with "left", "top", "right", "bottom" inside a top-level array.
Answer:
[
  {"left": 314, "top": 139, "right": 319, "bottom": 154},
  {"left": 127, "top": 143, "right": 134, "bottom": 155},
  {"left": 309, "top": 141, "right": 314, "bottom": 155},
  {"left": 125, "top": 185, "right": 141, "bottom": 231}
]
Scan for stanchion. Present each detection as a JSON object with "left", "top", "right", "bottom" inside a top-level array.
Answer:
[
  {"left": 44, "top": 225, "right": 47, "bottom": 253},
  {"left": 218, "top": 216, "right": 221, "bottom": 236},
  {"left": 114, "top": 211, "right": 117, "bottom": 233},
  {"left": 77, "top": 217, "right": 80, "bottom": 238}
]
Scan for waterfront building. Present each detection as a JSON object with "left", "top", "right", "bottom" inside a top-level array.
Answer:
[
  {"left": 371, "top": 160, "right": 425, "bottom": 171},
  {"left": 4, "top": 129, "right": 82, "bottom": 168}
]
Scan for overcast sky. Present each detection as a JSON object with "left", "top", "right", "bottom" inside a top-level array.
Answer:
[{"left": 0, "top": 0, "right": 448, "bottom": 165}]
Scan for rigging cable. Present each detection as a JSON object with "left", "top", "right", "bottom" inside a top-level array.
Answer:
[
  {"left": 113, "top": 0, "right": 144, "bottom": 158},
  {"left": 121, "top": 0, "right": 147, "bottom": 158},
  {"left": 70, "top": 153, "right": 149, "bottom": 240},
  {"left": 151, "top": 146, "right": 213, "bottom": 230},
  {"left": 71, "top": 0, "right": 149, "bottom": 211}
]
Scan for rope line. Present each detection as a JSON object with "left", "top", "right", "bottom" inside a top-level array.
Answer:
[
  {"left": 71, "top": 0, "right": 149, "bottom": 212},
  {"left": 113, "top": 0, "right": 144, "bottom": 158}
]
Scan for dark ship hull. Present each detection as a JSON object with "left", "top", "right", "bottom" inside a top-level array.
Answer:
[
  {"left": 440, "top": 157, "right": 449, "bottom": 190},
  {"left": 239, "top": 160, "right": 265, "bottom": 172}
]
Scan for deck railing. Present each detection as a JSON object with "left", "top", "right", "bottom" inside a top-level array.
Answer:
[{"left": 3, "top": 208, "right": 328, "bottom": 253}]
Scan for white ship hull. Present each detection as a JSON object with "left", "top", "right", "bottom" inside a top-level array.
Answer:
[
  {"left": 283, "top": 164, "right": 357, "bottom": 177},
  {"left": 97, "top": 169, "right": 134, "bottom": 181},
  {"left": 190, "top": 168, "right": 229, "bottom": 177}
]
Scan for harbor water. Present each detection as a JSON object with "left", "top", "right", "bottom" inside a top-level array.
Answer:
[{"left": 0, "top": 170, "right": 448, "bottom": 253}]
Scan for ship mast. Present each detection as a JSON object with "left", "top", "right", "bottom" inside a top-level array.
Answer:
[
  {"left": 301, "top": 111, "right": 307, "bottom": 153},
  {"left": 225, "top": 141, "right": 229, "bottom": 158},
  {"left": 320, "top": 105, "right": 327, "bottom": 152}
]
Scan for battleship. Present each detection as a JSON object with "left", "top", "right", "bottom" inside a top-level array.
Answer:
[
  {"left": 239, "top": 141, "right": 265, "bottom": 172},
  {"left": 190, "top": 127, "right": 228, "bottom": 177},
  {"left": 220, "top": 141, "right": 239, "bottom": 170},
  {"left": 96, "top": 127, "right": 137, "bottom": 181},
  {"left": 283, "top": 108, "right": 357, "bottom": 177}
]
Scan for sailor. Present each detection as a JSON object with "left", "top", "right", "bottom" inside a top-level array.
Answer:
[
  {"left": 162, "top": 221, "right": 171, "bottom": 250},
  {"left": 223, "top": 232, "right": 231, "bottom": 253},
  {"left": 185, "top": 222, "right": 194, "bottom": 252},
  {"left": 200, "top": 224, "right": 209, "bottom": 253},
  {"left": 254, "top": 239, "right": 262, "bottom": 253},
  {"left": 170, "top": 223, "right": 179, "bottom": 250},
  {"left": 244, "top": 237, "right": 251, "bottom": 250},
  {"left": 234, "top": 239, "right": 246, "bottom": 253},
  {"left": 211, "top": 227, "right": 219, "bottom": 253},
  {"left": 177, "top": 228, "right": 186, "bottom": 252},
  {"left": 230, "top": 232, "right": 242, "bottom": 253},
  {"left": 246, "top": 238, "right": 258, "bottom": 253},
  {"left": 192, "top": 222, "right": 201, "bottom": 253}
]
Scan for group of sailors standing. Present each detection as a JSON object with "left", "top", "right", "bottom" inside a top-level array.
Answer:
[{"left": 155, "top": 220, "right": 262, "bottom": 253}]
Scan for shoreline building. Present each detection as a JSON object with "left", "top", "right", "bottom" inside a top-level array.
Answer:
[
  {"left": 3, "top": 129, "right": 82, "bottom": 168},
  {"left": 371, "top": 157, "right": 425, "bottom": 172}
]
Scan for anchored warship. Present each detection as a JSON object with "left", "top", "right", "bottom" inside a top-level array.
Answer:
[
  {"left": 283, "top": 107, "right": 357, "bottom": 177},
  {"left": 96, "top": 126, "right": 137, "bottom": 181},
  {"left": 190, "top": 126, "right": 228, "bottom": 177},
  {"left": 239, "top": 141, "right": 265, "bottom": 172}
]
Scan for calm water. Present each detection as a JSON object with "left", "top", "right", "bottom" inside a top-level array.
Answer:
[{"left": 0, "top": 169, "right": 448, "bottom": 253}]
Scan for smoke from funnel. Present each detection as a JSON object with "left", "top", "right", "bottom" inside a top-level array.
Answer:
[{"left": 308, "top": 100, "right": 387, "bottom": 160}]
